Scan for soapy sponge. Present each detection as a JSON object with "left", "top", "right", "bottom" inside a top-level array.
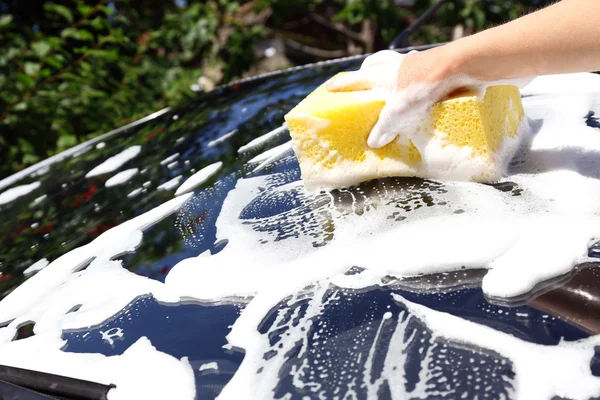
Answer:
[{"left": 284, "top": 74, "right": 525, "bottom": 190}]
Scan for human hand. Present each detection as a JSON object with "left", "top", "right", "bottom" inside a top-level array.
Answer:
[{"left": 326, "top": 48, "right": 471, "bottom": 149}]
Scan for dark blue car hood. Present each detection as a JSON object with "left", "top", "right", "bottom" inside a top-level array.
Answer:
[{"left": 0, "top": 53, "right": 600, "bottom": 400}]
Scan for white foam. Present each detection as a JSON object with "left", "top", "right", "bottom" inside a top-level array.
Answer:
[
  {"left": 175, "top": 162, "right": 222, "bottom": 196},
  {"left": 0, "top": 192, "right": 194, "bottom": 397},
  {"left": 157, "top": 176, "right": 182, "bottom": 191},
  {"left": 238, "top": 124, "right": 287, "bottom": 153},
  {"left": 0, "top": 336, "right": 195, "bottom": 400},
  {"left": 86, "top": 146, "right": 141, "bottom": 178},
  {"left": 394, "top": 293, "right": 600, "bottom": 400},
  {"left": 208, "top": 129, "right": 237, "bottom": 148},
  {"left": 105, "top": 168, "right": 138, "bottom": 187},
  {"left": 199, "top": 361, "right": 218, "bottom": 372},
  {"left": 253, "top": 142, "right": 293, "bottom": 172},
  {"left": 160, "top": 153, "right": 179, "bottom": 165},
  {"left": 96, "top": 142, "right": 106, "bottom": 149},
  {"left": 0, "top": 182, "right": 41, "bottom": 206},
  {"left": 127, "top": 188, "right": 143, "bottom": 198},
  {"left": 31, "top": 194, "right": 47, "bottom": 206},
  {"left": 247, "top": 140, "right": 293, "bottom": 167},
  {"left": 100, "top": 327, "right": 124, "bottom": 346},
  {"left": 0, "top": 193, "right": 191, "bottom": 326},
  {"left": 23, "top": 258, "right": 49, "bottom": 276}
]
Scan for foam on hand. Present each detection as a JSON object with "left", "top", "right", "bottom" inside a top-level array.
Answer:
[{"left": 285, "top": 75, "right": 525, "bottom": 191}]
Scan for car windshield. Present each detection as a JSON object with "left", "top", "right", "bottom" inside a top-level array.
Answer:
[{"left": 0, "top": 55, "right": 600, "bottom": 399}]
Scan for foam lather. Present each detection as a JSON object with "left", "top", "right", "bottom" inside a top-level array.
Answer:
[{"left": 284, "top": 73, "right": 525, "bottom": 191}]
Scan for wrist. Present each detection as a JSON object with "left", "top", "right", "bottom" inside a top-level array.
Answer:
[
  {"left": 431, "top": 43, "right": 467, "bottom": 82},
  {"left": 400, "top": 45, "right": 464, "bottom": 88}
]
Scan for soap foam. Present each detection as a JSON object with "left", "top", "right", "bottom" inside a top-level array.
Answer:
[
  {"left": 237, "top": 123, "right": 288, "bottom": 153},
  {"left": 23, "top": 258, "right": 49, "bottom": 276},
  {"left": 86, "top": 146, "right": 141, "bottom": 178},
  {"left": 208, "top": 129, "right": 237, "bottom": 148},
  {"left": 0, "top": 182, "right": 41, "bottom": 206},
  {"left": 175, "top": 161, "right": 223, "bottom": 196},
  {"left": 0, "top": 335, "right": 195, "bottom": 400},
  {"left": 0, "top": 194, "right": 195, "bottom": 398},
  {"left": 127, "top": 188, "right": 143, "bottom": 198},
  {"left": 105, "top": 168, "right": 139, "bottom": 187},
  {"left": 157, "top": 175, "right": 182, "bottom": 191},
  {"left": 160, "top": 153, "right": 180, "bottom": 166},
  {"left": 247, "top": 140, "right": 292, "bottom": 164}
]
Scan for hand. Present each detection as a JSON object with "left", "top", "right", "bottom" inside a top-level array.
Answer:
[{"left": 326, "top": 48, "right": 470, "bottom": 149}]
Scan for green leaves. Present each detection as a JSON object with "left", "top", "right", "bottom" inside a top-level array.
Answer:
[
  {"left": 31, "top": 41, "right": 52, "bottom": 58},
  {"left": 24, "top": 62, "right": 41, "bottom": 76},
  {"left": 61, "top": 28, "right": 94, "bottom": 42},
  {"left": 44, "top": 3, "right": 74, "bottom": 23},
  {"left": 0, "top": 14, "right": 13, "bottom": 29},
  {"left": 56, "top": 134, "right": 77, "bottom": 150}
]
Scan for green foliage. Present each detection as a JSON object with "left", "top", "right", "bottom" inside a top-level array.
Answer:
[
  {"left": 0, "top": 0, "right": 263, "bottom": 178},
  {"left": 0, "top": 0, "right": 550, "bottom": 179}
]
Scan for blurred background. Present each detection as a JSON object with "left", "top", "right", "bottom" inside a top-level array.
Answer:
[{"left": 0, "top": 0, "right": 552, "bottom": 180}]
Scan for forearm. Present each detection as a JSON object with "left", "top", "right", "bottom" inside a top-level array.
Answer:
[{"left": 434, "top": 0, "right": 600, "bottom": 82}]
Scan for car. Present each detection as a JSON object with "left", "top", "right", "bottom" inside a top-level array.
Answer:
[{"left": 0, "top": 44, "right": 599, "bottom": 400}]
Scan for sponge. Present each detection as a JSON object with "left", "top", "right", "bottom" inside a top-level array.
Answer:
[{"left": 284, "top": 74, "right": 525, "bottom": 191}]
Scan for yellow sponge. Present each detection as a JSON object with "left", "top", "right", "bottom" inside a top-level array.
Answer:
[{"left": 284, "top": 74, "right": 525, "bottom": 190}]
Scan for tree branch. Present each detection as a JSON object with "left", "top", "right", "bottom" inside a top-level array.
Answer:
[
  {"left": 283, "top": 38, "right": 347, "bottom": 58},
  {"left": 309, "top": 13, "right": 364, "bottom": 43}
]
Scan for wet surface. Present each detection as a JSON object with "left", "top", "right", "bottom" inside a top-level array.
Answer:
[{"left": 1, "top": 57, "right": 600, "bottom": 399}]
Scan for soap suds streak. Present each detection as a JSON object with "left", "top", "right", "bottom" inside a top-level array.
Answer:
[
  {"left": 23, "top": 258, "right": 49, "bottom": 276},
  {"left": 175, "top": 161, "right": 223, "bottom": 196},
  {"left": 0, "top": 182, "right": 41, "bottom": 206},
  {"left": 3, "top": 73, "right": 600, "bottom": 399},
  {"left": 32, "top": 194, "right": 47, "bottom": 206},
  {"left": 0, "top": 194, "right": 195, "bottom": 399},
  {"left": 127, "top": 188, "right": 143, "bottom": 198},
  {"left": 157, "top": 175, "right": 182, "bottom": 191},
  {"left": 105, "top": 168, "right": 139, "bottom": 187},
  {"left": 208, "top": 129, "right": 237, "bottom": 148},
  {"left": 199, "top": 361, "right": 218, "bottom": 372},
  {"left": 160, "top": 153, "right": 180, "bottom": 166},
  {"left": 247, "top": 140, "right": 292, "bottom": 164},
  {"left": 251, "top": 142, "right": 293, "bottom": 173},
  {"left": 86, "top": 146, "right": 141, "bottom": 178},
  {"left": 100, "top": 327, "right": 124, "bottom": 346},
  {"left": 237, "top": 123, "right": 288, "bottom": 153}
]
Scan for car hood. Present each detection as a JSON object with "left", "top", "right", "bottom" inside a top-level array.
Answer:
[{"left": 0, "top": 53, "right": 600, "bottom": 399}]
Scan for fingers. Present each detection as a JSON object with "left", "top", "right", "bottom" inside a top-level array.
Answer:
[
  {"left": 367, "top": 103, "right": 400, "bottom": 148},
  {"left": 327, "top": 50, "right": 413, "bottom": 92},
  {"left": 361, "top": 50, "right": 402, "bottom": 68},
  {"left": 326, "top": 71, "right": 374, "bottom": 92}
]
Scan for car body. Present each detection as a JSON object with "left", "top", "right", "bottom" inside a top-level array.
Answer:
[{"left": 0, "top": 47, "right": 599, "bottom": 399}]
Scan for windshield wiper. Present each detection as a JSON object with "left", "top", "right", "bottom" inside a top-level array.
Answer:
[{"left": 0, "top": 364, "right": 114, "bottom": 400}]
